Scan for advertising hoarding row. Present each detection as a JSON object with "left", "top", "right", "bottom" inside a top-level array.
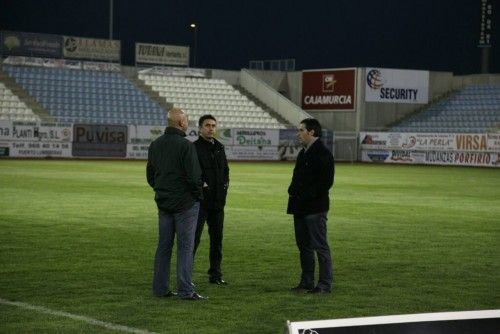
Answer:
[
  {"left": 360, "top": 132, "right": 500, "bottom": 167},
  {"left": 300, "top": 67, "right": 430, "bottom": 112},
  {"left": 1, "top": 31, "right": 122, "bottom": 62},
  {"left": 0, "top": 121, "right": 335, "bottom": 161},
  {"left": 1, "top": 31, "right": 191, "bottom": 66}
]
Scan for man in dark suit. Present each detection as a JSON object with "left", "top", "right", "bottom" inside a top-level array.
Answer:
[
  {"left": 193, "top": 114, "right": 230, "bottom": 285},
  {"left": 287, "top": 118, "right": 335, "bottom": 294}
]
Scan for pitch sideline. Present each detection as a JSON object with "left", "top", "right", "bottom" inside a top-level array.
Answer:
[{"left": 0, "top": 297, "right": 159, "bottom": 334}]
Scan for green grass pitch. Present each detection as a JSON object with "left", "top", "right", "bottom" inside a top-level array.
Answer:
[{"left": 0, "top": 160, "right": 499, "bottom": 333}]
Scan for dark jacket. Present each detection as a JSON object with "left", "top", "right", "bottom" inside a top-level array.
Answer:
[
  {"left": 287, "top": 138, "right": 334, "bottom": 215},
  {"left": 146, "top": 127, "right": 202, "bottom": 213},
  {"left": 194, "top": 137, "right": 229, "bottom": 210}
]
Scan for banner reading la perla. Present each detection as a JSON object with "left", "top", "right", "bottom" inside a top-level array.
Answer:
[
  {"left": 365, "top": 68, "right": 429, "bottom": 104},
  {"left": 360, "top": 132, "right": 500, "bottom": 152},
  {"left": 359, "top": 132, "right": 500, "bottom": 168}
]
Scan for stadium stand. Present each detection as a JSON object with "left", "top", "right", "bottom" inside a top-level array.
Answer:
[
  {"left": 138, "top": 73, "right": 285, "bottom": 129},
  {"left": 2, "top": 65, "right": 167, "bottom": 125},
  {"left": 391, "top": 84, "right": 500, "bottom": 133},
  {"left": 0, "top": 81, "right": 40, "bottom": 122}
]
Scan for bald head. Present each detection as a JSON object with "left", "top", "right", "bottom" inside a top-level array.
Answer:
[{"left": 167, "top": 108, "right": 188, "bottom": 132}]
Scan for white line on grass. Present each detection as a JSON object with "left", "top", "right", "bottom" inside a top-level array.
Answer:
[{"left": 0, "top": 297, "right": 159, "bottom": 334}]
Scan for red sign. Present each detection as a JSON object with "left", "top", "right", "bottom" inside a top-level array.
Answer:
[{"left": 302, "top": 68, "right": 356, "bottom": 111}]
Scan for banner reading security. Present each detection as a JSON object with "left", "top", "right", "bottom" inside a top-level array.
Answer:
[
  {"left": 365, "top": 68, "right": 429, "bottom": 104},
  {"left": 135, "top": 42, "right": 189, "bottom": 66},
  {"left": 302, "top": 68, "right": 356, "bottom": 111}
]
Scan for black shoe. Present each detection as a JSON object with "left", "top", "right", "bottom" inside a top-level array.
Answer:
[
  {"left": 157, "top": 290, "right": 177, "bottom": 298},
  {"left": 291, "top": 285, "right": 313, "bottom": 293},
  {"left": 209, "top": 278, "right": 228, "bottom": 285},
  {"left": 307, "top": 287, "right": 331, "bottom": 294},
  {"left": 181, "top": 292, "right": 208, "bottom": 300}
]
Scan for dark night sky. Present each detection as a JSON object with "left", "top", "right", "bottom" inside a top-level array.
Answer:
[{"left": 0, "top": 0, "right": 498, "bottom": 74}]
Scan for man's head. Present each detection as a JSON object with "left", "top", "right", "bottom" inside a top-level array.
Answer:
[
  {"left": 198, "top": 114, "right": 217, "bottom": 141},
  {"left": 298, "top": 118, "right": 322, "bottom": 146},
  {"left": 168, "top": 107, "right": 189, "bottom": 132}
]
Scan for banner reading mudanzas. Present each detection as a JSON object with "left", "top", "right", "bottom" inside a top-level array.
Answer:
[{"left": 360, "top": 132, "right": 500, "bottom": 167}]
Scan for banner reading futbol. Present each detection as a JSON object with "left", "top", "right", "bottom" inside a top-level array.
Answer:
[
  {"left": 365, "top": 68, "right": 429, "bottom": 104},
  {"left": 301, "top": 68, "right": 356, "bottom": 111},
  {"left": 360, "top": 132, "right": 500, "bottom": 167},
  {"left": 135, "top": 42, "right": 189, "bottom": 66}
]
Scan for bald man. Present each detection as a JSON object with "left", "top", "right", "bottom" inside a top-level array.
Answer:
[{"left": 147, "top": 108, "right": 207, "bottom": 300}]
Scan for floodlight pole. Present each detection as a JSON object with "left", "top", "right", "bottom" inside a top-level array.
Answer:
[
  {"left": 190, "top": 23, "right": 198, "bottom": 67},
  {"left": 109, "top": 0, "right": 114, "bottom": 40}
]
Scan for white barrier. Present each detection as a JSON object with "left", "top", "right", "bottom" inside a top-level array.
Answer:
[{"left": 286, "top": 309, "right": 500, "bottom": 334}]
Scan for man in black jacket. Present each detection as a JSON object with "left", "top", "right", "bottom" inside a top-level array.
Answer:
[
  {"left": 147, "top": 108, "right": 207, "bottom": 300},
  {"left": 193, "top": 114, "right": 230, "bottom": 285},
  {"left": 287, "top": 118, "right": 335, "bottom": 294}
]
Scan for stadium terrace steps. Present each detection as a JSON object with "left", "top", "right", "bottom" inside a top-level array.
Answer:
[
  {"left": 390, "top": 84, "right": 500, "bottom": 133},
  {"left": 138, "top": 73, "right": 286, "bottom": 129},
  {"left": 2, "top": 65, "right": 166, "bottom": 125},
  {"left": 0, "top": 67, "right": 53, "bottom": 123},
  {"left": 233, "top": 85, "right": 293, "bottom": 128}
]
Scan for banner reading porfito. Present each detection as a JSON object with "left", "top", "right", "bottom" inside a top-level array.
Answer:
[
  {"left": 360, "top": 132, "right": 500, "bottom": 168},
  {"left": 301, "top": 68, "right": 356, "bottom": 111},
  {"left": 365, "top": 68, "right": 429, "bottom": 104},
  {"left": 63, "top": 36, "right": 120, "bottom": 62},
  {"left": 361, "top": 150, "right": 500, "bottom": 167}
]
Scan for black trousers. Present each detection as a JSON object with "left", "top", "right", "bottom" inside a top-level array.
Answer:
[
  {"left": 293, "top": 212, "right": 333, "bottom": 290},
  {"left": 193, "top": 205, "right": 224, "bottom": 279}
]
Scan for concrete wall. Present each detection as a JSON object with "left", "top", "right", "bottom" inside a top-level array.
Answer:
[
  {"left": 211, "top": 69, "right": 240, "bottom": 85},
  {"left": 253, "top": 68, "right": 500, "bottom": 132}
]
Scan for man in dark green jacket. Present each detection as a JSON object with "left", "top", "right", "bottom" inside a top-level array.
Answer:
[{"left": 147, "top": 108, "right": 206, "bottom": 300}]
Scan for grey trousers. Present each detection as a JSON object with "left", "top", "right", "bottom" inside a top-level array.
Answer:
[
  {"left": 293, "top": 212, "right": 333, "bottom": 290},
  {"left": 153, "top": 202, "right": 200, "bottom": 298}
]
